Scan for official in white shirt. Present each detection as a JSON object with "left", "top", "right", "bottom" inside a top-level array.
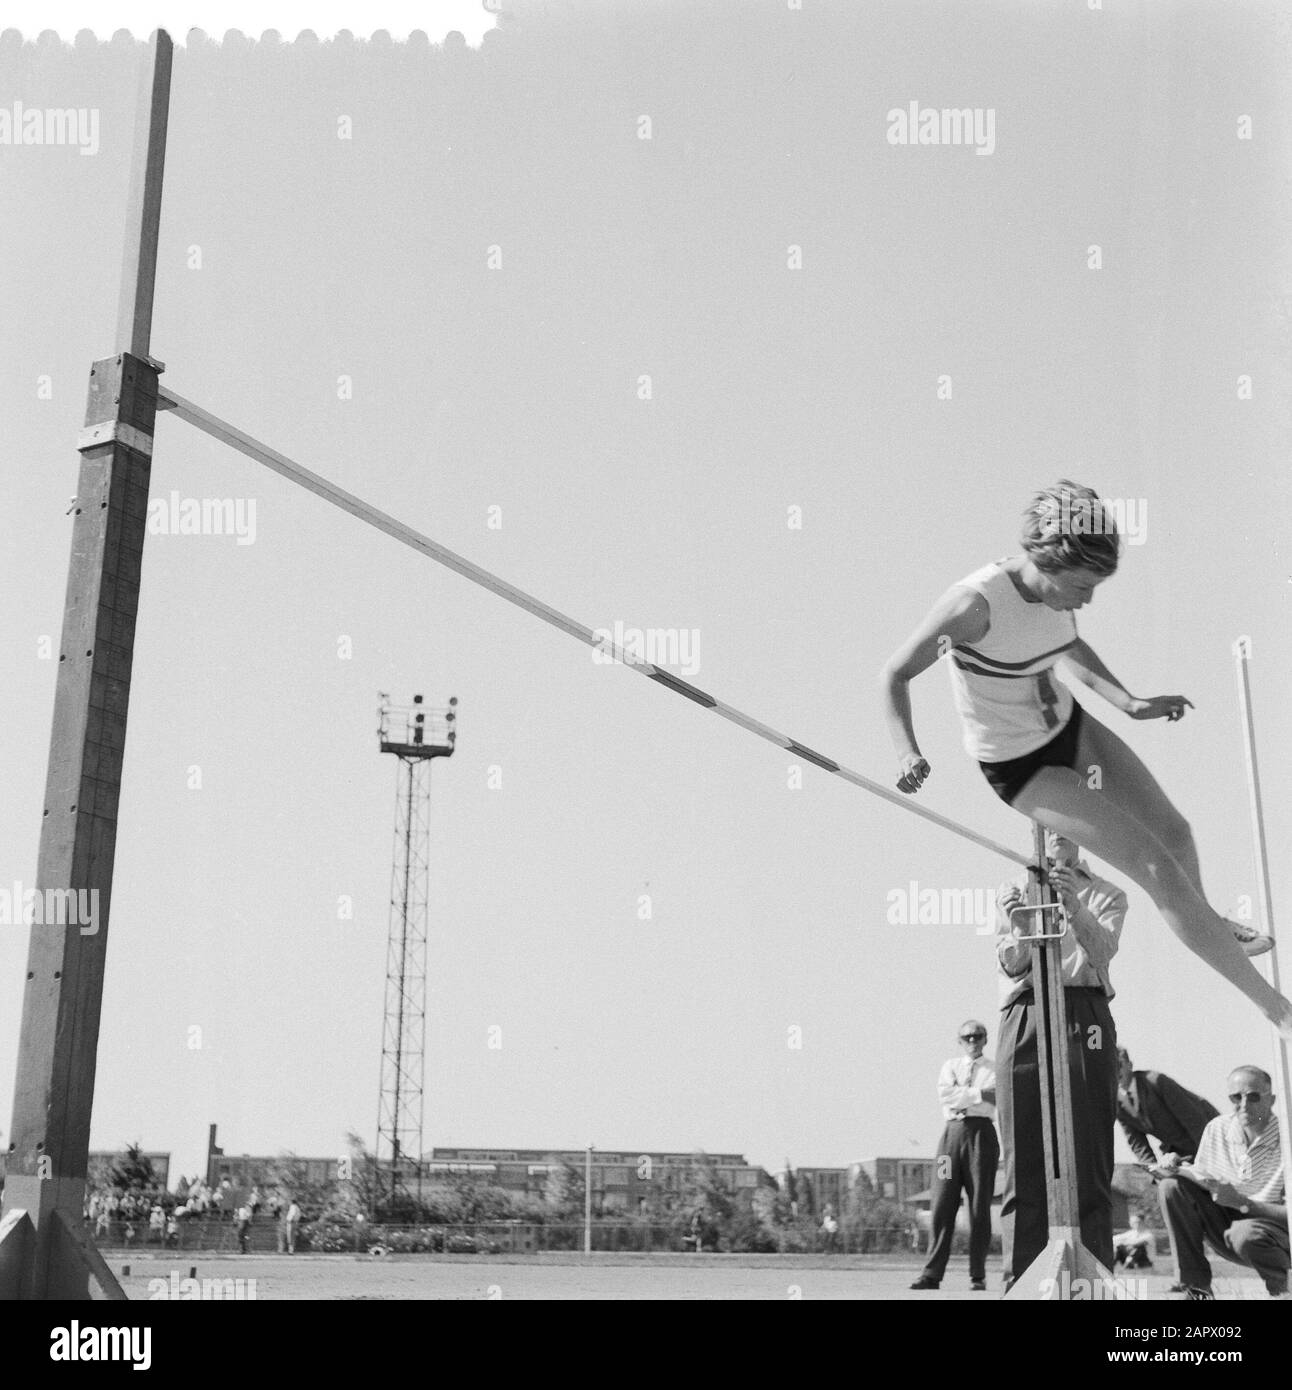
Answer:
[{"left": 910, "top": 1020, "right": 999, "bottom": 1291}]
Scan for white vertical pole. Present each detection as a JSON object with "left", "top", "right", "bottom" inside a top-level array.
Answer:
[
  {"left": 584, "top": 1145, "right": 593, "bottom": 1254},
  {"left": 1232, "top": 637, "right": 1292, "bottom": 1230}
]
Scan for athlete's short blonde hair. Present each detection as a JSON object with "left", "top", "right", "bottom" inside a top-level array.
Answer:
[{"left": 1021, "top": 479, "right": 1121, "bottom": 576}]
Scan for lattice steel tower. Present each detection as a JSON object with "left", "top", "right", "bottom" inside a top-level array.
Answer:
[{"left": 376, "top": 692, "right": 457, "bottom": 1213}]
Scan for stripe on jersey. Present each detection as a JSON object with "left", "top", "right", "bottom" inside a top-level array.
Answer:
[{"left": 955, "top": 639, "right": 1077, "bottom": 673}]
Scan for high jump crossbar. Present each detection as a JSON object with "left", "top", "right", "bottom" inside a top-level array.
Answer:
[{"left": 159, "top": 387, "right": 1030, "bottom": 869}]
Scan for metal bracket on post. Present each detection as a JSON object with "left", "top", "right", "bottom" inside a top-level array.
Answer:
[
  {"left": 1009, "top": 900, "right": 1068, "bottom": 943},
  {"left": 77, "top": 419, "right": 156, "bottom": 456},
  {"left": 1003, "top": 823, "right": 1123, "bottom": 1301}
]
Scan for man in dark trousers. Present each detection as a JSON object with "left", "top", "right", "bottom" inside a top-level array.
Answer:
[
  {"left": 995, "top": 832, "right": 1126, "bottom": 1288},
  {"left": 1118, "top": 1046, "right": 1218, "bottom": 1172},
  {"left": 910, "top": 1019, "right": 999, "bottom": 1291},
  {"left": 1117, "top": 1047, "right": 1219, "bottom": 1290}
]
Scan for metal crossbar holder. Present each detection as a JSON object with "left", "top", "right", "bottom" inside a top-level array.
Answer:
[
  {"left": 76, "top": 420, "right": 155, "bottom": 456},
  {"left": 1009, "top": 900, "right": 1068, "bottom": 942}
]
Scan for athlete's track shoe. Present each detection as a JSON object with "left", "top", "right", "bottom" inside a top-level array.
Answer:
[{"left": 1227, "top": 918, "right": 1274, "bottom": 958}]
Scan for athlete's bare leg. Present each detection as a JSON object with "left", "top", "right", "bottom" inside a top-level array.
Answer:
[
  {"left": 1068, "top": 709, "right": 1206, "bottom": 899},
  {"left": 1012, "top": 763, "right": 1292, "bottom": 1036}
]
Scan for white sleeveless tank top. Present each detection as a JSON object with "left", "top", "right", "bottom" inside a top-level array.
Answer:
[{"left": 946, "top": 558, "right": 1079, "bottom": 761}]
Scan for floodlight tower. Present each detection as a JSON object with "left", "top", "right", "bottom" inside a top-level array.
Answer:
[{"left": 376, "top": 692, "right": 457, "bottom": 1214}]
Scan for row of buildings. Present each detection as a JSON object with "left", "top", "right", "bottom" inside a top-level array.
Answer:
[
  {"left": 71, "top": 1128, "right": 1156, "bottom": 1238},
  {"left": 77, "top": 1131, "right": 1150, "bottom": 1235},
  {"left": 188, "top": 1126, "right": 939, "bottom": 1215},
  {"left": 70, "top": 1128, "right": 937, "bottom": 1215}
]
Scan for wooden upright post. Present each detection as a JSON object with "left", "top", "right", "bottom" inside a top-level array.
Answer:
[
  {"left": 1002, "top": 823, "right": 1122, "bottom": 1300},
  {"left": 0, "top": 31, "right": 172, "bottom": 1301}
]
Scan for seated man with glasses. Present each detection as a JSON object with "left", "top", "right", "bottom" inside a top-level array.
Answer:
[
  {"left": 1159, "top": 1065, "right": 1289, "bottom": 1300},
  {"left": 910, "top": 1020, "right": 999, "bottom": 1291},
  {"left": 994, "top": 831, "right": 1126, "bottom": 1288}
]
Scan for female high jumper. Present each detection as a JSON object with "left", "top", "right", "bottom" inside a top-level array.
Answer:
[{"left": 880, "top": 479, "right": 1292, "bottom": 1038}]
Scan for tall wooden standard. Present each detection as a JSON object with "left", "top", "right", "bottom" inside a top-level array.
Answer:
[
  {"left": 0, "top": 31, "right": 172, "bottom": 1300},
  {"left": 1002, "top": 822, "right": 1121, "bottom": 1300}
]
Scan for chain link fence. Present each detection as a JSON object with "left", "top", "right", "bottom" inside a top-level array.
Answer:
[{"left": 90, "top": 1216, "right": 937, "bottom": 1256}]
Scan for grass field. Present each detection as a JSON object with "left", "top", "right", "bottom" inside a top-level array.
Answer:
[{"left": 113, "top": 1252, "right": 1270, "bottom": 1301}]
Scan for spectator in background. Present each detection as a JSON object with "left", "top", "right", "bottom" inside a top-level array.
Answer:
[
  {"left": 285, "top": 1199, "right": 302, "bottom": 1254},
  {"left": 165, "top": 1214, "right": 179, "bottom": 1249},
  {"left": 687, "top": 1210, "right": 704, "bottom": 1253},
  {"left": 235, "top": 1203, "right": 252, "bottom": 1254},
  {"left": 1113, "top": 1212, "right": 1157, "bottom": 1270},
  {"left": 148, "top": 1203, "right": 165, "bottom": 1247},
  {"left": 124, "top": 1221, "right": 136, "bottom": 1248},
  {"left": 820, "top": 1206, "right": 840, "bottom": 1254}
]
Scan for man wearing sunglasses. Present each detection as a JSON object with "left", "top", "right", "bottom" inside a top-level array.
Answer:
[
  {"left": 1158, "top": 1066, "right": 1289, "bottom": 1300},
  {"left": 910, "top": 1020, "right": 999, "bottom": 1291}
]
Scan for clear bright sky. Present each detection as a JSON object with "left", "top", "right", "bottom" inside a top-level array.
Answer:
[{"left": 2, "top": 1, "right": 1289, "bottom": 1189}]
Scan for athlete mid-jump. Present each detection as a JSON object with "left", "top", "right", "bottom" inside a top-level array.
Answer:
[{"left": 880, "top": 479, "right": 1290, "bottom": 1038}]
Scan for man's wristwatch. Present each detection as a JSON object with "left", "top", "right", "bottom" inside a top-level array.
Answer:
[{"left": 1238, "top": 1203, "right": 1251, "bottom": 1215}]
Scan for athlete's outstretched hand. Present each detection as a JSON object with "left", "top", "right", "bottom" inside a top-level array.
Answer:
[
  {"left": 1128, "top": 695, "right": 1195, "bottom": 723},
  {"left": 896, "top": 753, "right": 931, "bottom": 794}
]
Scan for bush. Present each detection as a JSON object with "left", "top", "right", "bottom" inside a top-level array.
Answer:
[
  {"left": 301, "top": 1221, "right": 357, "bottom": 1254},
  {"left": 726, "top": 1213, "right": 779, "bottom": 1254},
  {"left": 776, "top": 1225, "right": 814, "bottom": 1254}
]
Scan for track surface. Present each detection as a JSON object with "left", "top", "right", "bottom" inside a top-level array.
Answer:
[{"left": 116, "top": 1253, "right": 1267, "bottom": 1301}]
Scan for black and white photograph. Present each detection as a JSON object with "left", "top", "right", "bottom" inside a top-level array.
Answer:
[{"left": 1, "top": 0, "right": 1289, "bottom": 1356}]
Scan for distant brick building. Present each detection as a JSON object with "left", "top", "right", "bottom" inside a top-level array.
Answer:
[
  {"left": 425, "top": 1147, "right": 769, "bottom": 1211},
  {"left": 198, "top": 1129, "right": 768, "bottom": 1212},
  {"left": 777, "top": 1165, "right": 853, "bottom": 1214},
  {"left": 856, "top": 1156, "right": 939, "bottom": 1207},
  {"left": 204, "top": 1124, "right": 333, "bottom": 1191},
  {"left": 777, "top": 1159, "right": 945, "bottom": 1217}
]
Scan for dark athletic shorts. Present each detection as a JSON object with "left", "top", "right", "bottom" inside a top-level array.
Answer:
[{"left": 978, "top": 701, "right": 1084, "bottom": 807}]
